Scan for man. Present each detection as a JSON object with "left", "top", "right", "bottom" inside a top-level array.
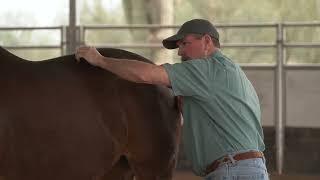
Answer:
[{"left": 76, "top": 19, "right": 269, "bottom": 179}]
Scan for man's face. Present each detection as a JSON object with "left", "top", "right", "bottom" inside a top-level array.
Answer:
[{"left": 176, "top": 34, "right": 207, "bottom": 61}]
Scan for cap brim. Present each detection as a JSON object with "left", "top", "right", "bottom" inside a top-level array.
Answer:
[{"left": 162, "top": 34, "right": 184, "bottom": 49}]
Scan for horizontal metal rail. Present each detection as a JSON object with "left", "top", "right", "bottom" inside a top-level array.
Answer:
[
  {"left": 92, "top": 43, "right": 162, "bottom": 49},
  {"left": 284, "top": 64, "right": 320, "bottom": 70},
  {"left": 83, "top": 23, "right": 279, "bottom": 29},
  {"left": 241, "top": 64, "right": 276, "bottom": 70},
  {"left": 215, "top": 23, "right": 277, "bottom": 28},
  {"left": 222, "top": 43, "right": 276, "bottom": 48},
  {"left": 89, "top": 42, "right": 277, "bottom": 49},
  {"left": 83, "top": 24, "right": 179, "bottom": 30},
  {"left": 89, "top": 42, "right": 320, "bottom": 49},
  {"left": 240, "top": 64, "right": 320, "bottom": 70},
  {"left": 0, "top": 26, "right": 63, "bottom": 30},
  {"left": 284, "top": 43, "right": 320, "bottom": 48},
  {"left": 3, "top": 45, "right": 62, "bottom": 49},
  {"left": 283, "top": 22, "right": 320, "bottom": 27}
]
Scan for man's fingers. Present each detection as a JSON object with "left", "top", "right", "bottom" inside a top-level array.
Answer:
[
  {"left": 75, "top": 46, "right": 98, "bottom": 63},
  {"left": 75, "top": 46, "right": 87, "bottom": 58},
  {"left": 75, "top": 50, "right": 85, "bottom": 62},
  {"left": 76, "top": 46, "right": 96, "bottom": 57},
  {"left": 76, "top": 48, "right": 88, "bottom": 53},
  {"left": 77, "top": 46, "right": 94, "bottom": 52}
]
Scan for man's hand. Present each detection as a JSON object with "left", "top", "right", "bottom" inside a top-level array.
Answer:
[{"left": 75, "top": 46, "right": 104, "bottom": 67}]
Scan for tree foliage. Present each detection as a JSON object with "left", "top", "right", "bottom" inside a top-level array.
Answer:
[
  {"left": 121, "top": 0, "right": 175, "bottom": 64},
  {"left": 80, "top": 0, "right": 130, "bottom": 44}
]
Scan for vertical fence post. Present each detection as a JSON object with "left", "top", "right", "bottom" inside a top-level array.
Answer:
[
  {"left": 66, "top": 0, "right": 77, "bottom": 55},
  {"left": 79, "top": 26, "right": 85, "bottom": 46},
  {"left": 60, "top": 26, "right": 65, "bottom": 55},
  {"left": 275, "top": 23, "right": 285, "bottom": 174}
]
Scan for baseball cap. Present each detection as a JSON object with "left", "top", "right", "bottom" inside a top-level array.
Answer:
[{"left": 162, "top": 19, "right": 219, "bottom": 49}]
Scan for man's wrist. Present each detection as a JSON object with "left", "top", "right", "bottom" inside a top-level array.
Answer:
[{"left": 97, "top": 55, "right": 106, "bottom": 67}]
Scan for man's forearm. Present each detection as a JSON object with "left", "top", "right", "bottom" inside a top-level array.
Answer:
[
  {"left": 97, "top": 56, "right": 155, "bottom": 84},
  {"left": 75, "top": 46, "right": 170, "bottom": 86}
]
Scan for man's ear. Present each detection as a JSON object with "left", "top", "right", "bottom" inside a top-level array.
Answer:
[
  {"left": 203, "top": 34, "right": 212, "bottom": 53},
  {"left": 204, "top": 34, "right": 212, "bottom": 45}
]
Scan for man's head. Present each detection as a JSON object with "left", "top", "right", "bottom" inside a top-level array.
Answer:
[{"left": 162, "top": 19, "right": 220, "bottom": 61}]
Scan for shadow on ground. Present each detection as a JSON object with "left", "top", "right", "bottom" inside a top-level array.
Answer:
[{"left": 1, "top": 172, "right": 319, "bottom": 180}]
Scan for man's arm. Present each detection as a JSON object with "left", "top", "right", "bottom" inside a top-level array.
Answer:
[{"left": 75, "top": 46, "right": 171, "bottom": 87}]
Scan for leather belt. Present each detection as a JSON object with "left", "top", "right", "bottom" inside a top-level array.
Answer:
[{"left": 204, "top": 151, "right": 264, "bottom": 176}]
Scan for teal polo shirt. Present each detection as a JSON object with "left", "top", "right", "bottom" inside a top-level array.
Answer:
[{"left": 162, "top": 50, "right": 265, "bottom": 176}]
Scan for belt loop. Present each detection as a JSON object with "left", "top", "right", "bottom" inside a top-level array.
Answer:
[{"left": 228, "top": 154, "right": 236, "bottom": 164}]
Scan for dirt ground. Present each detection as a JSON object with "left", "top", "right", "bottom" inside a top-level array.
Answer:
[
  {"left": 1, "top": 172, "right": 319, "bottom": 180},
  {"left": 173, "top": 171, "right": 320, "bottom": 180}
]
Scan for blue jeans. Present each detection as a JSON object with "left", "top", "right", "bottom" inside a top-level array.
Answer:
[{"left": 204, "top": 156, "right": 269, "bottom": 180}]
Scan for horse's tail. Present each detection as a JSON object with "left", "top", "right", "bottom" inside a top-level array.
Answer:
[
  {"left": 175, "top": 96, "right": 183, "bottom": 114},
  {"left": 175, "top": 96, "right": 183, "bottom": 126}
]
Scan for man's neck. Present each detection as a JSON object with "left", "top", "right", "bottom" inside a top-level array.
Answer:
[{"left": 206, "top": 47, "right": 219, "bottom": 58}]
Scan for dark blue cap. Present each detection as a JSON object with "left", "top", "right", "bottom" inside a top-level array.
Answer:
[{"left": 162, "top": 19, "right": 219, "bottom": 49}]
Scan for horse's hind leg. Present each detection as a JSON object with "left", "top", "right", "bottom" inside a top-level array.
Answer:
[
  {"left": 134, "top": 174, "right": 173, "bottom": 180},
  {"left": 101, "top": 156, "right": 134, "bottom": 180},
  {"left": 133, "top": 165, "right": 174, "bottom": 180}
]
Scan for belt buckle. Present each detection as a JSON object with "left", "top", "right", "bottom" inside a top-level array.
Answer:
[{"left": 205, "top": 156, "right": 232, "bottom": 176}]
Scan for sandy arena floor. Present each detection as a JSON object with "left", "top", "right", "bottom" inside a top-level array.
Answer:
[{"left": 1, "top": 172, "right": 319, "bottom": 180}]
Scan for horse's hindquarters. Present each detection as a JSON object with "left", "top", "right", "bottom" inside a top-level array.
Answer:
[{"left": 119, "top": 84, "right": 180, "bottom": 179}]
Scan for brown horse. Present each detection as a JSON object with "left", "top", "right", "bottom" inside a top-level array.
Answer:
[{"left": 0, "top": 47, "right": 181, "bottom": 180}]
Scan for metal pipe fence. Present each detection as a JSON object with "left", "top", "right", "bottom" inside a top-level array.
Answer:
[
  {"left": 0, "top": 26, "right": 65, "bottom": 55},
  {"left": 1, "top": 22, "right": 320, "bottom": 174}
]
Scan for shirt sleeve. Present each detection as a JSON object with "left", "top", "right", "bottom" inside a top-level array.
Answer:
[{"left": 162, "top": 59, "right": 210, "bottom": 99}]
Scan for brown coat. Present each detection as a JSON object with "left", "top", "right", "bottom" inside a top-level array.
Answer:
[{"left": 0, "top": 47, "right": 181, "bottom": 180}]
